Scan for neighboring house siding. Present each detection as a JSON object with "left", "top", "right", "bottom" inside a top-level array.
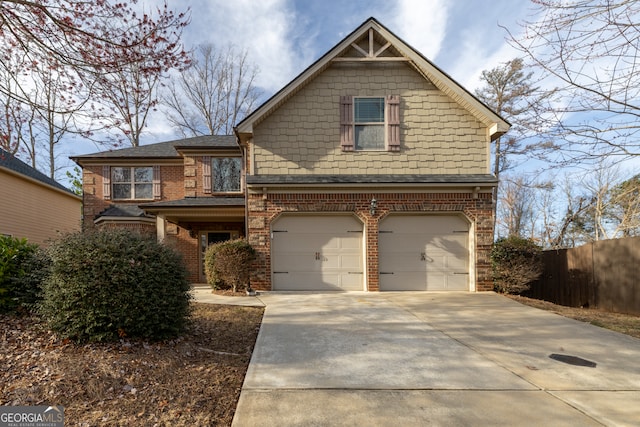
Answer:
[
  {"left": 0, "top": 169, "right": 81, "bottom": 245},
  {"left": 252, "top": 64, "right": 488, "bottom": 175}
]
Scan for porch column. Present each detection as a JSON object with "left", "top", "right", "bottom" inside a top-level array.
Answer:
[{"left": 156, "top": 214, "right": 166, "bottom": 243}]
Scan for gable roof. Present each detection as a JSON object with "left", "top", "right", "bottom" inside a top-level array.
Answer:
[
  {"left": 236, "top": 17, "right": 509, "bottom": 141},
  {"left": 0, "top": 148, "right": 77, "bottom": 196},
  {"left": 71, "top": 135, "right": 238, "bottom": 162}
]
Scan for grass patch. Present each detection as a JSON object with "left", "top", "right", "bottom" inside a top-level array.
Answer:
[{"left": 507, "top": 295, "right": 640, "bottom": 339}]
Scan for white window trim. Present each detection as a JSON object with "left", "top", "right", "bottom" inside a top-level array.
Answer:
[
  {"left": 353, "top": 96, "right": 387, "bottom": 151},
  {"left": 341, "top": 95, "right": 400, "bottom": 152},
  {"left": 111, "top": 166, "right": 154, "bottom": 201}
]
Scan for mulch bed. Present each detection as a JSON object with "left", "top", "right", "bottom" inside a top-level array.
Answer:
[{"left": 1, "top": 303, "right": 264, "bottom": 426}]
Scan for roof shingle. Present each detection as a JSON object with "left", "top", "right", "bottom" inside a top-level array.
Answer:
[
  {"left": 71, "top": 135, "right": 238, "bottom": 160},
  {"left": 0, "top": 148, "right": 74, "bottom": 194}
]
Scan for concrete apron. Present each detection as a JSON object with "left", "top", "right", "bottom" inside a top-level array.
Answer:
[{"left": 232, "top": 292, "right": 640, "bottom": 426}]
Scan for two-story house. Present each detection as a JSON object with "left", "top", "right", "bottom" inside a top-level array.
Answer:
[{"left": 73, "top": 18, "right": 509, "bottom": 291}]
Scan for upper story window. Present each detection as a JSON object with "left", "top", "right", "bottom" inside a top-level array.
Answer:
[
  {"left": 340, "top": 95, "right": 400, "bottom": 152},
  {"left": 212, "top": 157, "right": 241, "bottom": 193},
  {"left": 111, "top": 166, "right": 153, "bottom": 200},
  {"left": 354, "top": 97, "right": 385, "bottom": 150}
]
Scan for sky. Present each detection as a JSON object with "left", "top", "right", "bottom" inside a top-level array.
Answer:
[
  {"left": 130, "top": 0, "right": 536, "bottom": 143},
  {"left": 57, "top": 0, "right": 540, "bottom": 177}
]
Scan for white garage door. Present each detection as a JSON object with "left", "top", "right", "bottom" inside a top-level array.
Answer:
[
  {"left": 379, "top": 215, "right": 470, "bottom": 291},
  {"left": 271, "top": 215, "right": 364, "bottom": 291}
]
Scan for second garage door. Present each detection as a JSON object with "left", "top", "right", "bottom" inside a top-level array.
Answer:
[
  {"left": 271, "top": 215, "right": 364, "bottom": 291},
  {"left": 379, "top": 215, "right": 470, "bottom": 291}
]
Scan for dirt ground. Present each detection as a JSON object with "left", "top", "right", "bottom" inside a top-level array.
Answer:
[
  {"left": 507, "top": 295, "right": 640, "bottom": 339},
  {"left": 1, "top": 303, "right": 264, "bottom": 426}
]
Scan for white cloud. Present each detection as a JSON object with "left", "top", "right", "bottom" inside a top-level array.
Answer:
[
  {"left": 389, "top": 0, "right": 450, "bottom": 60},
  {"left": 180, "top": 0, "right": 300, "bottom": 93}
]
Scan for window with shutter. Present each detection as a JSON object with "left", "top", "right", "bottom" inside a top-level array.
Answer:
[
  {"left": 340, "top": 95, "right": 400, "bottom": 152},
  {"left": 110, "top": 166, "right": 153, "bottom": 200}
]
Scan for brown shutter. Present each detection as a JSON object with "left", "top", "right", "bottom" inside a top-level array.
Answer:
[
  {"left": 386, "top": 95, "right": 400, "bottom": 152},
  {"left": 153, "top": 165, "right": 161, "bottom": 199},
  {"left": 340, "top": 96, "right": 354, "bottom": 151},
  {"left": 102, "top": 165, "right": 111, "bottom": 200},
  {"left": 202, "top": 156, "right": 212, "bottom": 194}
]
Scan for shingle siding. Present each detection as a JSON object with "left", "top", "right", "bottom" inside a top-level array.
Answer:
[{"left": 252, "top": 64, "right": 487, "bottom": 175}]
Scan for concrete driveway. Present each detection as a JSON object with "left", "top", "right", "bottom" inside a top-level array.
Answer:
[{"left": 231, "top": 292, "right": 640, "bottom": 426}]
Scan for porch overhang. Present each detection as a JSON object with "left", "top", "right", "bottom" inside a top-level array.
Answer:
[{"left": 139, "top": 197, "right": 245, "bottom": 224}]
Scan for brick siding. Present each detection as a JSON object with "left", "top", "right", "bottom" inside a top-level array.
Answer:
[{"left": 247, "top": 191, "right": 495, "bottom": 292}]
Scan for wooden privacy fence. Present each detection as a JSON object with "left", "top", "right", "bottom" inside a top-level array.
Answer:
[{"left": 528, "top": 236, "right": 640, "bottom": 316}]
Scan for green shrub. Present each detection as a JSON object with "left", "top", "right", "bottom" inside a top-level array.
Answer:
[
  {"left": 11, "top": 248, "right": 51, "bottom": 311},
  {"left": 0, "top": 236, "right": 39, "bottom": 313},
  {"left": 205, "top": 239, "right": 255, "bottom": 292},
  {"left": 39, "top": 229, "right": 191, "bottom": 343},
  {"left": 491, "top": 235, "right": 543, "bottom": 294},
  {"left": 204, "top": 241, "right": 224, "bottom": 290}
]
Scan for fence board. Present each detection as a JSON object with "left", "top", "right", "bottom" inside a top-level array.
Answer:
[{"left": 529, "top": 236, "right": 640, "bottom": 316}]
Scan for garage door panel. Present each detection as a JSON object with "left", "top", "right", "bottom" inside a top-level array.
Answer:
[
  {"left": 447, "top": 274, "right": 469, "bottom": 289},
  {"left": 379, "top": 273, "right": 429, "bottom": 291},
  {"left": 339, "top": 235, "right": 363, "bottom": 249},
  {"left": 275, "top": 234, "right": 333, "bottom": 252},
  {"left": 272, "top": 215, "right": 363, "bottom": 291},
  {"left": 341, "top": 254, "right": 363, "bottom": 269},
  {"left": 380, "top": 233, "right": 427, "bottom": 252},
  {"left": 380, "top": 253, "right": 424, "bottom": 272},
  {"left": 272, "top": 253, "right": 318, "bottom": 271},
  {"left": 445, "top": 255, "right": 468, "bottom": 270},
  {"left": 379, "top": 215, "right": 470, "bottom": 291}
]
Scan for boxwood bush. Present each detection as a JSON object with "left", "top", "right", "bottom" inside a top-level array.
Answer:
[
  {"left": 203, "top": 241, "right": 223, "bottom": 290},
  {"left": 39, "top": 229, "right": 191, "bottom": 342},
  {"left": 204, "top": 239, "right": 255, "bottom": 292},
  {"left": 491, "top": 235, "right": 543, "bottom": 294},
  {"left": 0, "top": 236, "right": 40, "bottom": 313}
]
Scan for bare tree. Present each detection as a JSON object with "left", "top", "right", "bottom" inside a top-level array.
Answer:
[
  {"left": 0, "top": 1, "right": 190, "bottom": 105},
  {"left": 550, "top": 162, "right": 640, "bottom": 246},
  {"left": 162, "top": 44, "right": 262, "bottom": 137},
  {"left": 1, "top": 1, "right": 191, "bottom": 151},
  {"left": 608, "top": 175, "right": 640, "bottom": 237},
  {"left": 534, "top": 177, "right": 560, "bottom": 248},
  {"left": 475, "top": 58, "right": 548, "bottom": 178},
  {"left": 550, "top": 177, "right": 592, "bottom": 248},
  {"left": 0, "top": 49, "right": 82, "bottom": 177},
  {"left": 496, "top": 175, "right": 537, "bottom": 238},
  {"left": 507, "top": 0, "right": 640, "bottom": 163}
]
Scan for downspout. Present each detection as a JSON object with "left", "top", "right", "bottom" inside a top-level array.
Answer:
[{"left": 234, "top": 127, "right": 249, "bottom": 238}]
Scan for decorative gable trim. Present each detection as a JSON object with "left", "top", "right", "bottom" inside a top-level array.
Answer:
[
  {"left": 202, "top": 156, "right": 212, "bottom": 194},
  {"left": 103, "top": 165, "right": 111, "bottom": 200},
  {"left": 236, "top": 18, "right": 510, "bottom": 141},
  {"left": 340, "top": 96, "right": 354, "bottom": 151}
]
